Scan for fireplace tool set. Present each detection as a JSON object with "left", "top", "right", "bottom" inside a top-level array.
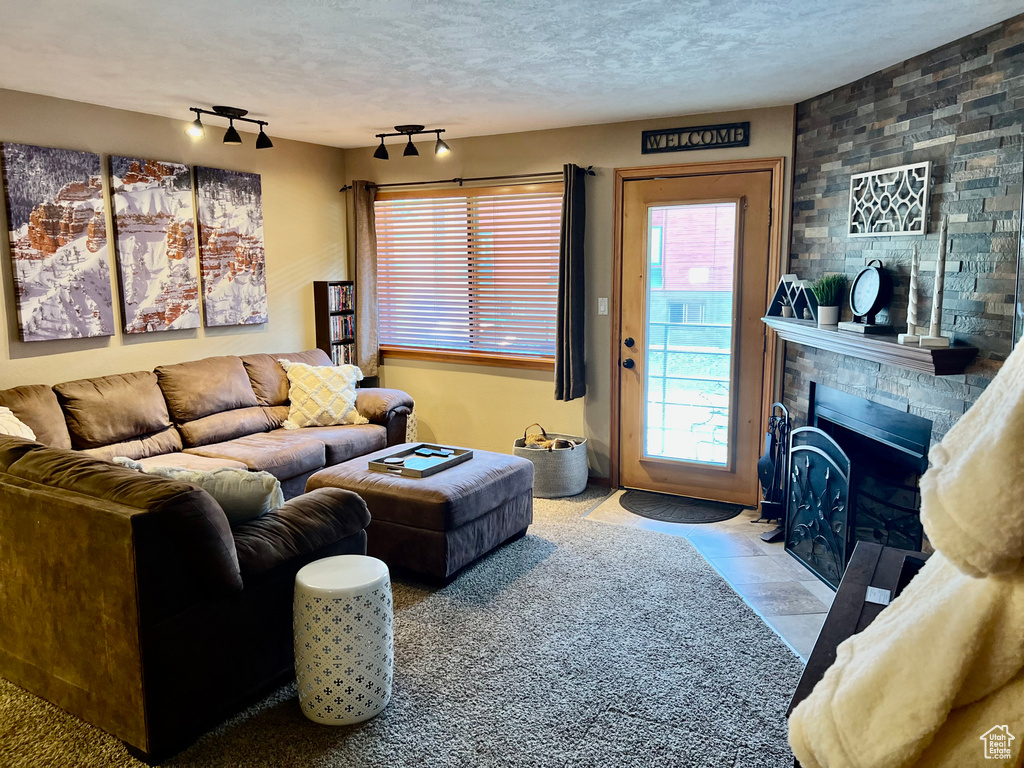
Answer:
[{"left": 755, "top": 402, "right": 790, "bottom": 543}]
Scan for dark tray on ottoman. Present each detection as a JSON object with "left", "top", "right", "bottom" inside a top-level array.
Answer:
[
  {"left": 367, "top": 443, "right": 473, "bottom": 478},
  {"left": 307, "top": 444, "right": 535, "bottom": 583}
]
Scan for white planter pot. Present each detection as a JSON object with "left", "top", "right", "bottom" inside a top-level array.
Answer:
[
  {"left": 817, "top": 305, "right": 840, "bottom": 326},
  {"left": 781, "top": 306, "right": 794, "bottom": 318}
]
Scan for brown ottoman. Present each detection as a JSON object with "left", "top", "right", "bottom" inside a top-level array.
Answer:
[{"left": 307, "top": 445, "right": 534, "bottom": 583}]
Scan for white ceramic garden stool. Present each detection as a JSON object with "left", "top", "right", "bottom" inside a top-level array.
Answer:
[{"left": 293, "top": 555, "right": 394, "bottom": 725}]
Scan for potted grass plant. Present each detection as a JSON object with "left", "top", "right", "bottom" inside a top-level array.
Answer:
[
  {"left": 811, "top": 273, "right": 847, "bottom": 327},
  {"left": 780, "top": 295, "right": 794, "bottom": 318}
]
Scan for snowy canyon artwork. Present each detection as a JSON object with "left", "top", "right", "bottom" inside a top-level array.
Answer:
[
  {"left": 1, "top": 143, "right": 115, "bottom": 341},
  {"left": 195, "top": 167, "right": 268, "bottom": 326},
  {"left": 111, "top": 157, "right": 200, "bottom": 333}
]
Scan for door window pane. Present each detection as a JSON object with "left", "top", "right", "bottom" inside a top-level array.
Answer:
[{"left": 644, "top": 203, "right": 736, "bottom": 465}]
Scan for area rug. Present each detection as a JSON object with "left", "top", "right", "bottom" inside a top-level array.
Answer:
[
  {"left": 620, "top": 489, "right": 744, "bottom": 524},
  {"left": 0, "top": 487, "right": 802, "bottom": 768}
]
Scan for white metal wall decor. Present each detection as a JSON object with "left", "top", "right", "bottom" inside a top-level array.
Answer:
[{"left": 848, "top": 161, "right": 931, "bottom": 238}]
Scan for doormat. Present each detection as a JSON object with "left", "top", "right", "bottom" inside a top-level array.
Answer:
[{"left": 620, "top": 489, "right": 743, "bottom": 524}]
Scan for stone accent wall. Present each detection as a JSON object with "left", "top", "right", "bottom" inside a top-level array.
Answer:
[{"left": 784, "top": 15, "right": 1024, "bottom": 440}]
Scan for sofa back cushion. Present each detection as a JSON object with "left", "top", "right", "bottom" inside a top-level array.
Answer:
[
  {"left": 178, "top": 406, "right": 275, "bottom": 448},
  {"left": 156, "top": 356, "right": 258, "bottom": 422},
  {"left": 55, "top": 371, "right": 173, "bottom": 450},
  {"left": 82, "top": 427, "right": 183, "bottom": 462},
  {"left": 0, "top": 384, "right": 73, "bottom": 450},
  {"left": 241, "top": 349, "right": 333, "bottom": 407}
]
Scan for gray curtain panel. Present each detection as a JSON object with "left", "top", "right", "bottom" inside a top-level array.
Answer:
[
  {"left": 352, "top": 180, "right": 379, "bottom": 377},
  {"left": 555, "top": 164, "right": 587, "bottom": 401}
]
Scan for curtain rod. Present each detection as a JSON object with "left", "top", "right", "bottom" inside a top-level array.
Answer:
[{"left": 339, "top": 167, "right": 594, "bottom": 193}]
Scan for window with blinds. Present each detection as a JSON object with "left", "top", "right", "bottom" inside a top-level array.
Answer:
[{"left": 374, "top": 183, "right": 562, "bottom": 367}]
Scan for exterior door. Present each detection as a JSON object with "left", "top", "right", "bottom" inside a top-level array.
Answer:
[{"left": 617, "top": 171, "right": 773, "bottom": 505}]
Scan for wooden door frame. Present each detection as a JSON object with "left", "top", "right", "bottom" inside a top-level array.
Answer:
[{"left": 609, "top": 157, "right": 786, "bottom": 490}]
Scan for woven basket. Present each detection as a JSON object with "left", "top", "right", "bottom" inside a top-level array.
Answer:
[{"left": 513, "top": 423, "right": 588, "bottom": 498}]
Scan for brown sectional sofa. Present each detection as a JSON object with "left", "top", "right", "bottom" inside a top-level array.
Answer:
[
  {"left": 0, "top": 348, "right": 413, "bottom": 497},
  {"left": 0, "top": 349, "right": 413, "bottom": 762}
]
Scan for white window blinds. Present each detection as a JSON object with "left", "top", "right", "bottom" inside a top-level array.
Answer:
[{"left": 374, "top": 183, "right": 562, "bottom": 364}]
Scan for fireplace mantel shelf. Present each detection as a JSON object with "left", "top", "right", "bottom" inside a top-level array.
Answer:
[{"left": 762, "top": 317, "right": 979, "bottom": 376}]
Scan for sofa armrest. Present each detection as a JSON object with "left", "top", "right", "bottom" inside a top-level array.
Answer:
[
  {"left": 356, "top": 387, "right": 413, "bottom": 423},
  {"left": 232, "top": 488, "right": 370, "bottom": 581},
  {"left": 356, "top": 388, "right": 413, "bottom": 447}
]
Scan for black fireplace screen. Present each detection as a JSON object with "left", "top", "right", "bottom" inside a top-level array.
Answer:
[
  {"left": 785, "top": 384, "right": 931, "bottom": 589},
  {"left": 786, "top": 427, "right": 851, "bottom": 587}
]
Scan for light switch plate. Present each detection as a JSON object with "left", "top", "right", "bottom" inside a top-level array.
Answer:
[{"left": 598, "top": 297, "right": 609, "bottom": 315}]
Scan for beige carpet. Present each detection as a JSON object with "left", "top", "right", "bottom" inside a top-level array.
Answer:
[{"left": 0, "top": 487, "right": 803, "bottom": 767}]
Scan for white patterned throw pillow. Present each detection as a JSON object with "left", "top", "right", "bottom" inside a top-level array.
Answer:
[
  {"left": 278, "top": 360, "right": 368, "bottom": 429},
  {"left": 0, "top": 406, "right": 35, "bottom": 440}
]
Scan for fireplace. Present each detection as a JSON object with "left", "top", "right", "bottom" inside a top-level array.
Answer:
[{"left": 785, "top": 383, "right": 932, "bottom": 588}]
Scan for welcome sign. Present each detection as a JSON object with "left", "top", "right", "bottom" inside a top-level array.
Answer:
[{"left": 641, "top": 122, "right": 750, "bottom": 154}]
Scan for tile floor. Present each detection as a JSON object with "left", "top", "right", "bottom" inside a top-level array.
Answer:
[{"left": 584, "top": 490, "right": 833, "bottom": 660}]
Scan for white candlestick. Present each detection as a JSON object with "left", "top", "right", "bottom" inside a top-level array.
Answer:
[
  {"left": 898, "top": 243, "right": 921, "bottom": 345},
  {"left": 907, "top": 243, "right": 919, "bottom": 330},
  {"left": 920, "top": 218, "right": 950, "bottom": 348},
  {"left": 929, "top": 218, "right": 946, "bottom": 337}
]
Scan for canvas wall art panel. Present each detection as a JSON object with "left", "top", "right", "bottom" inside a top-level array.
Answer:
[
  {"left": 111, "top": 157, "right": 200, "bottom": 333},
  {"left": 1, "top": 143, "right": 115, "bottom": 341},
  {"left": 195, "top": 166, "right": 268, "bottom": 326}
]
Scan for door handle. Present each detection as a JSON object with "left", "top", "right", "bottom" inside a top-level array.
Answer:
[
  {"left": 623, "top": 337, "right": 635, "bottom": 348},
  {"left": 622, "top": 358, "right": 635, "bottom": 369}
]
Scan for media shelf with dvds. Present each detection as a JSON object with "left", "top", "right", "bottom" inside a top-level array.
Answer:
[{"left": 314, "top": 281, "right": 357, "bottom": 368}]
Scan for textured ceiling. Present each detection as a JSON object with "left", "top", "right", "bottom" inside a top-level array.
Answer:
[{"left": 0, "top": 1, "right": 1018, "bottom": 148}]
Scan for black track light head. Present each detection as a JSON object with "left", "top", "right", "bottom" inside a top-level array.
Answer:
[
  {"left": 373, "top": 138, "right": 389, "bottom": 160},
  {"left": 186, "top": 116, "right": 205, "bottom": 140},
  {"left": 255, "top": 127, "right": 273, "bottom": 149},
  {"left": 403, "top": 135, "right": 419, "bottom": 157},
  {"left": 223, "top": 120, "right": 242, "bottom": 145},
  {"left": 434, "top": 133, "right": 451, "bottom": 156}
]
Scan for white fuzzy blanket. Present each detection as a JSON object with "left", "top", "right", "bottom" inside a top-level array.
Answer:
[
  {"left": 789, "top": 340, "right": 1024, "bottom": 767},
  {"left": 789, "top": 553, "right": 1024, "bottom": 767}
]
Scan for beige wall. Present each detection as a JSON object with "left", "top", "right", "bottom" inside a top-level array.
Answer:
[
  {"left": 345, "top": 107, "right": 795, "bottom": 473},
  {"left": 0, "top": 89, "right": 347, "bottom": 389},
  {"left": 0, "top": 91, "right": 794, "bottom": 471}
]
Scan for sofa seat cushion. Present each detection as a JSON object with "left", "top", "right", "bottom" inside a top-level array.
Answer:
[
  {"left": 0, "top": 384, "right": 73, "bottom": 450},
  {"left": 270, "top": 424, "right": 386, "bottom": 466},
  {"left": 241, "top": 350, "right": 332, "bottom": 407},
  {"left": 135, "top": 453, "right": 248, "bottom": 472},
  {"left": 307, "top": 445, "right": 535, "bottom": 531},
  {"left": 55, "top": 371, "right": 171, "bottom": 449},
  {"left": 233, "top": 488, "right": 370, "bottom": 581},
  {"left": 184, "top": 432, "right": 326, "bottom": 480}
]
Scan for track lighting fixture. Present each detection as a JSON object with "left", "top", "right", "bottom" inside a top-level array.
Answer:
[
  {"left": 185, "top": 106, "right": 273, "bottom": 149},
  {"left": 372, "top": 125, "right": 450, "bottom": 160}
]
